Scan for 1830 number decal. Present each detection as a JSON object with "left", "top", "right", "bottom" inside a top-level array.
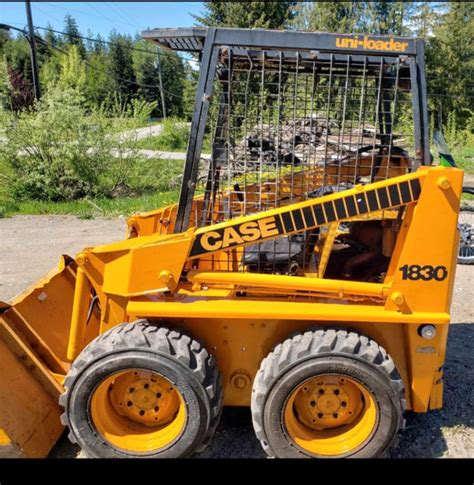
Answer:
[{"left": 399, "top": 264, "right": 448, "bottom": 281}]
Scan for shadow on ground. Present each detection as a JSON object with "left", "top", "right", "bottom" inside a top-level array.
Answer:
[{"left": 50, "top": 324, "right": 473, "bottom": 459}]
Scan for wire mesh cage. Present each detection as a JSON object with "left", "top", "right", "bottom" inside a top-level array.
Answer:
[
  {"left": 200, "top": 50, "right": 415, "bottom": 222},
  {"left": 191, "top": 50, "right": 415, "bottom": 275},
  {"left": 143, "top": 28, "right": 427, "bottom": 279}
]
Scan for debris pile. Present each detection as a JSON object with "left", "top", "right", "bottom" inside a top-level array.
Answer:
[{"left": 231, "top": 114, "right": 379, "bottom": 170}]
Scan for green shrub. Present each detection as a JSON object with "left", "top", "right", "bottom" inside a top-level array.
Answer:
[
  {"left": 0, "top": 85, "right": 144, "bottom": 201},
  {"left": 152, "top": 118, "right": 190, "bottom": 151},
  {"left": 127, "top": 157, "right": 184, "bottom": 194}
]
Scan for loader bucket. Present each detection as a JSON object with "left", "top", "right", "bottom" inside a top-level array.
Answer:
[{"left": 0, "top": 255, "right": 79, "bottom": 457}]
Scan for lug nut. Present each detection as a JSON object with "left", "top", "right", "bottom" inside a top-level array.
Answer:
[
  {"left": 127, "top": 401, "right": 133, "bottom": 407},
  {"left": 334, "top": 389, "right": 340, "bottom": 396},
  {"left": 318, "top": 389, "right": 325, "bottom": 395},
  {"left": 317, "top": 413, "right": 323, "bottom": 419},
  {"left": 310, "top": 400, "right": 316, "bottom": 407}
]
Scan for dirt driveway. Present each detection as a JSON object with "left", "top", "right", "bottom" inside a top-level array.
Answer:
[{"left": 0, "top": 215, "right": 472, "bottom": 458}]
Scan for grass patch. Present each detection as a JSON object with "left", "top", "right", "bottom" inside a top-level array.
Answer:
[
  {"left": 451, "top": 144, "right": 474, "bottom": 174},
  {"left": 1, "top": 191, "right": 179, "bottom": 219}
]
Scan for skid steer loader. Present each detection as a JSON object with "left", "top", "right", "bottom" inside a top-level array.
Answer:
[{"left": 0, "top": 28, "right": 464, "bottom": 459}]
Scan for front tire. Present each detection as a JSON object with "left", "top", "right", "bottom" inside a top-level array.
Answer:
[
  {"left": 60, "top": 321, "right": 223, "bottom": 458},
  {"left": 251, "top": 329, "right": 405, "bottom": 458}
]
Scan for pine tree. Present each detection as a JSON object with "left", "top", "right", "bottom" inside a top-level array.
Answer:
[
  {"left": 366, "top": 1, "right": 406, "bottom": 35},
  {"left": 132, "top": 40, "right": 185, "bottom": 117},
  {"left": 290, "top": 2, "right": 365, "bottom": 33},
  {"left": 290, "top": 2, "right": 418, "bottom": 35},
  {"left": 63, "top": 14, "right": 86, "bottom": 57},
  {"left": 194, "top": 1, "right": 296, "bottom": 29},
  {"left": 426, "top": 2, "right": 474, "bottom": 130},
  {"left": 108, "top": 32, "right": 137, "bottom": 101},
  {"left": 44, "top": 23, "right": 59, "bottom": 48}
]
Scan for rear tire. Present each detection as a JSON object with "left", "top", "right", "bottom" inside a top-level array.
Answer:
[
  {"left": 251, "top": 329, "right": 405, "bottom": 458},
  {"left": 458, "top": 205, "right": 474, "bottom": 265},
  {"left": 60, "top": 321, "right": 223, "bottom": 458}
]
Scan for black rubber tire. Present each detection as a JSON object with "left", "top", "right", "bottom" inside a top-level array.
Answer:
[
  {"left": 59, "top": 321, "right": 223, "bottom": 458},
  {"left": 251, "top": 329, "right": 405, "bottom": 458},
  {"left": 458, "top": 206, "right": 474, "bottom": 265}
]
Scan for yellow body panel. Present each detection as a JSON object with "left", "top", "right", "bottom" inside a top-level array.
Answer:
[{"left": 0, "top": 166, "right": 463, "bottom": 456}]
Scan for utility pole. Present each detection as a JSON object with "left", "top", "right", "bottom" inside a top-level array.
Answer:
[
  {"left": 156, "top": 48, "right": 167, "bottom": 119},
  {"left": 25, "top": 0, "right": 40, "bottom": 100}
]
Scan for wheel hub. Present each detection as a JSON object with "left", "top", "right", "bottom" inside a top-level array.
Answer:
[
  {"left": 107, "top": 370, "right": 180, "bottom": 427},
  {"left": 284, "top": 373, "right": 378, "bottom": 456},
  {"left": 90, "top": 369, "right": 187, "bottom": 453},
  {"left": 293, "top": 376, "right": 366, "bottom": 430}
]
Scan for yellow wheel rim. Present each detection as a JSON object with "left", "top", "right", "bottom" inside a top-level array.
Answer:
[
  {"left": 283, "top": 374, "right": 378, "bottom": 456},
  {"left": 90, "top": 369, "right": 186, "bottom": 453}
]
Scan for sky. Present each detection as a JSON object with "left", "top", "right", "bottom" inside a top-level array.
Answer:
[{"left": 0, "top": 1, "right": 204, "bottom": 38}]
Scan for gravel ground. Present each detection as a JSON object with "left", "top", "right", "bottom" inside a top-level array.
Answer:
[{"left": 0, "top": 215, "right": 472, "bottom": 459}]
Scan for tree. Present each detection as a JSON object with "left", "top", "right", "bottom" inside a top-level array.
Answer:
[
  {"left": 408, "top": 2, "right": 442, "bottom": 38},
  {"left": 85, "top": 48, "right": 113, "bottom": 109},
  {"left": 159, "top": 50, "right": 185, "bottom": 117},
  {"left": 365, "top": 1, "right": 419, "bottom": 35},
  {"left": 290, "top": 2, "right": 365, "bottom": 33},
  {"left": 133, "top": 40, "right": 185, "bottom": 117},
  {"left": 44, "top": 23, "right": 59, "bottom": 48},
  {"left": 426, "top": 2, "right": 474, "bottom": 130},
  {"left": 1, "top": 36, "right": 32, "bottom": 84},
  {"left": 108, "top": 32, "right": 137, "bottom": 101},
  {"left": 58, "top": 44, "right": 87, "bottom": 93},
  {"left": 0, "top": 29, "right": 10, "bottom": 51},
  {"left": 290, "top": 2, "right": 418, "bottom": 35},
  {"left": 7, "top": 67, "right": 34, "bottom": 111},
  {"left": 63, "top": 14, "right": 86, "bottom": 57},
  {"left": 194, "top": 1, "right": 296, "bottom": 29}
]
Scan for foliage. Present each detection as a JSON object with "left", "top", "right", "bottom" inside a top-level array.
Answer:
[
  {"left": 0, "top": 85, "right": 144, "bottom": 201},
  {"left": 57, "top": 44, "right": 87, "bottom": 92},
  {"left": 0, "top": 5, "right": 472, "bottom": 217},
  {"left": 108, "top": 31, "right": 137, "bottom": 101},
  {"left": 194, "top": 1, "right": 297, "bottom": 29},
  {"left": 63, "top": 14, "right": 86, "bottom": 57},
  {"left": 6, "top": 66, "right": 34, "bottom": 111},
  {"left": 132, "top": 40, "right": 186, "bottom": 117},
  {"left": 425, "top": 3, "right": 474, "bottom": 130},
  {"left": 127, "top": 118, "right": 192, "bottom": 153}
]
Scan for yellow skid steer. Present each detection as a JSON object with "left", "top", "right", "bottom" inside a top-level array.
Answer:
[{"left": 0, "top": 28, "right": 464, "bottom": 458}]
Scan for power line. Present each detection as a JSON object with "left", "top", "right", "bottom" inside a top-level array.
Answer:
[
  {"left": 25, "top": 23, "right": 193, "bottom": 64},
  {"left": 106, "top": 2, "right": 144, "bottom": 31},
  {"left": 1, "top": 17, "right": 196, "bottom": 65},
  {"left": 42, "top": 2, "right": 140, "bottom": 30},
  {"left": 3, "top": 19, "right": 198, "bottom": 67}
]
